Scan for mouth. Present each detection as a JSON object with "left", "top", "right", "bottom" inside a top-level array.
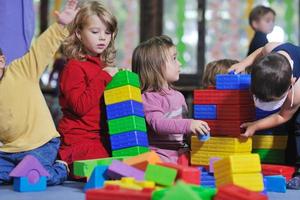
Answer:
[{"left": 97, "top": 44, "right": 106, "bottom": 49}]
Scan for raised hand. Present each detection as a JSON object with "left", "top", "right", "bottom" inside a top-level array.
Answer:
[
  {"left": 228, "top": 62, "right": 247, "bottom": 74},
  {"left": 54, "top": 0, "right": 79, "bottom": 26}
]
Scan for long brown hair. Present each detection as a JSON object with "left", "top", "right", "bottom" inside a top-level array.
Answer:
[
  {"left": 63, "top": 1, "right": 118, "bottom": 66},
  {"left": 132, "top": 35, "right": 175, "bottom": 92}
]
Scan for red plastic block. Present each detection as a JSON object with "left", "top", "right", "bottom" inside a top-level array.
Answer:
[
  {"left": 206, "top": 120, "right": 244, "bottom": 137},
  {"left": 214, "top": 184, "right": 268, "bottom": 200},
  {"left": 262, "top": 164, "right": 295, "bottom": 181},
  {"left": 86, "top": 185, "right": 153, "bottom": 200},
  {"left": 216, "top": 104, "right": 255, "bottom": 121},
  {"left": 194, "top": 89, "right": 253, "bottom": 105},
  {"left": 157, "top": 162, "right": 200, "bottom": 185}
]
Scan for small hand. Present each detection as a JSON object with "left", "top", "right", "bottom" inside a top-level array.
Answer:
[
  {"left": 103, "top": 66, "right": 118, "bottom": 77},
  {"left": 54, "top": 0, "right": 79, "bottom": 26},
  {"left": 190, "top": 120, "right": 210, "bottom": 136},
  {"left": 228, "top": 62, "right": 246, "bottom": 74},
  {"left": 0, "top": 55, "right": 6, "bottom": 69},
  {"left": 240, "top": 122, "right": 256, "bottom": 137}
]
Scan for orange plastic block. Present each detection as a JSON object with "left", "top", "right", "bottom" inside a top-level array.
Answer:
[
  {"left": 86, "top": 185, "right": 153, "bottom": 200},
  {"left": 123, "top": 151, "right": 161, "bottom": 171}
]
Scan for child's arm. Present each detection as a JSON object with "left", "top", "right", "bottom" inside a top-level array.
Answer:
[
  {"left": 229, "top": 42, "right": 282, "bottom": 73},
  {"left": 6, "top": 0, "right": 78, "bottom": 80},
  {"left": 241, "top": 82, "right": 300, "bottom": 137}
]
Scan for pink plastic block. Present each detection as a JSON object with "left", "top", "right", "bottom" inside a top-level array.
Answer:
[{"left": 209, "top": 157, "right": 221, "bottom": 173}]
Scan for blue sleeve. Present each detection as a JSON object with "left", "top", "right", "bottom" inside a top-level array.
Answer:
[
  {"left": 272, "top": 43, "right": 300, "bottom": 78},
  {"left": 247, "top": 31, "right": 268, "bottom": 56},
  {"left": 0, "top": 0, "right": 35, "bottom": 64}
]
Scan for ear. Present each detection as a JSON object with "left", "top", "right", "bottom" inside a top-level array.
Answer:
[
  {"left": 291, "top": 77, "right": 296, "bottom": 84},
  {"left": 75, "top": 29, "right": 81, "bottom": 41},
  {"left": 252, "top": 20, "right": 259, "bottom": 30}
]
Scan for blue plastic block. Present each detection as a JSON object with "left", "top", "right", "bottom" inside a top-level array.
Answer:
[
  {"left": 199, "top": 167, "right": 216, "bottom": 188},
  {"left": 264, "top": 175, "right": 286, "bottom": 193},
  {"left": 194, "top": 105, "right": 216, "bottom": 119},
  {"left": 198, "top": 132, "right": 210, "bottom": 142},
  {"left": 13, "top": 176, "right": 47, "bottom": 192},
  {"left": 216, "top": 73, "right": 251, "bottom": 90},
  {"left": 110, "top": 131, "right": 149, "bottom": 150},
  {"left": 106, "top": 100, "right": 144, "bottom": 120},
  {"left": 84, "top": 166, "right": 108, "bottom": 192},
  {"left": 255, "top": 107, "right": 280, "bottom": 120}
]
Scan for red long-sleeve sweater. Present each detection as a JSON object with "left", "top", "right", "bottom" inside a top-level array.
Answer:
[{"left": 58, "top": 56, "right": 112, "bottom": 163}]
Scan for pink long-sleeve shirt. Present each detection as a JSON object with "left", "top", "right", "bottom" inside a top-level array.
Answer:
[{"left": 142, "top": 88, "right": 192, "bottom": 151}]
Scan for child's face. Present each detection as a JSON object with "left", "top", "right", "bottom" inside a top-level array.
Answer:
[
  {"left": 76, "top": 15, "right": 112, "bottom": 56},
  {"left": 164, "top": 46, "right": 181, "bottom": 85},
  {"left": 254, "top": 12, "right": 275, "bottom": 34}
]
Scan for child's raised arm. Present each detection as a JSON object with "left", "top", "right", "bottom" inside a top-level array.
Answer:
[{"left": 229, "top": 42, "right": 282, "bottom": 74}]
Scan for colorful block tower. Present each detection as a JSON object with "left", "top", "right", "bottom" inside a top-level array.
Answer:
[
  {"left": 104, "top": 70, "right": 149, "bottom": 157},
  {"left": 191, "top": 73, "right": 254, "bottom": 166}
]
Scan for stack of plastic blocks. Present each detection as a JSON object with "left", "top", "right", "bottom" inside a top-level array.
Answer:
[
  {"left": 198, "top": 167, "right": 215, "bottom": 188},
  {"left": 104, "top": 70, "right": 149, "bottom": 157},
  {"left": 213, "top": 154, "right": 264, "bottom": 192},
  {"left": 194, "top": 73, "right": 254, "bottom": 137},
  {"left": 253, "top": 107, "right": 288, "bottom": 164},
  {"left": 191, "top": 136, "right": 252, "bottom": 166}
]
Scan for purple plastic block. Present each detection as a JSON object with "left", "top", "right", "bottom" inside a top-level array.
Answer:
[
  {"left": 105, "top": 160, "right": 144, "bottom": 181},
  {"left": 9, "top": 155, "right": 49, "bottom": 183},
  {"left": 209, "top": 157, "right": 221, "bottom": 173}
]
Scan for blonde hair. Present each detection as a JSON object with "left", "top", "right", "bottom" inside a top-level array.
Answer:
[
  {"left": 202, "top": 59, "right": 239, "bottom": 88},
  {"left": 132, "top": 35, "right": 175, "bottom": 93},
  {"left": 63, "top": 1, "right": 118, "bottom": 65}
]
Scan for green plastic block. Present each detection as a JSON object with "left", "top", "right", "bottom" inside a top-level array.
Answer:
[
  {"left": 73, "top": 156, "right": 131, "bottom": 177},
  {"left": 161, "top": 181, "right": 202, "bottom": 200},
  {"left": 112, "top": 146, "right": 149, "bottom": 157},
  {"left": 105, "top": 70, "right": 140, "bottom": 90},
  {"left": 252, "top": 149, "right": 285, "bottom": 164},
  {"left": 108, "top": 115, "right": 146, "bottom": 134},
  {"left": 145, "top": 164, "right": 177, "bottom": 186}
]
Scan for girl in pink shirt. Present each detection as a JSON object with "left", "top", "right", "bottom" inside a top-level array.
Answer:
[{"left": 132, "top": 35, "right": 210, "bottom": 164}]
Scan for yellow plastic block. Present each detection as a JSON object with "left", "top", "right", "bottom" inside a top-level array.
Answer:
[
  {"left": 213, "top": 154, "right": 261, "bottom": 179},
  {"left": 104, "top": 177, "right": 155, "bottom": 190},
  {"left": 215, "top": 172, "right": 264, "bottom": 192},
  {"left": 190, "top": 150, "right": 249, "bottom": 166},
  {"left": 191, "top": 136, "right": 252, "bottom": 153},
  {"left": 104, "top": 85, "right": 142, "bottom": 105},
  {"left": 123, "top": 151, "right": 161, "bottom": 171},
  {"left": 253, "top": 135, "right": 287, "bottom": 150}
]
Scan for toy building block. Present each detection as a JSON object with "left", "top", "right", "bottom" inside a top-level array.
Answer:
[
  {"left": 193, "top": 105, "right": 216, "bottom": 119},
  {"left": 108, "top": 115, "right": 146, "bottom": 135},
  {"left": 199, "top": 167, "right": 215, "bottom": 188},
  {"left": 105, "top": 177, "right": 155, "bottom": 191},
  {"left": 106, "top": 100, "right": 144, "bottom": 120},
  {"left": 9, "top": 155, "right": 49, "bottom": 192},
  {"left": 84, "top": 166, "right": 108, "bottom": 192},
  {"left": 214, "top": 184, "right": 268, "bottom": 200},
  {"left": 112, "top": 146, "right": 149, "bottom": 157},
  {"left": 216, "top": 73, "right": 251, "bottom": 90},
  {"left": 197, "top": 132, "right": 210, "bottom": 142},
  {"left": 160, "top": 181, "right": 202, "bottom": 200},
  {"left": 105, "top": 70, "right": 140, "bottom": 90},
  {"left": 252, "top": 135, "right": 288, "bottom": 150},
  {"left": 110, "top": 131, "right": 148, "bottom": 150},
  {"left": 104, "top": 85, "right": 142, "bottom": 105},
  {"left": 145, "top": 164, "right": 177, "bottom": 186},
  {"left": 252, "top": 149, "right": 285, "bottom": 164},
  {"left": 194, "top": 89, "right": 253, "bottom": 105},
  {"left": 123, "top": 151, "right": 161, "bottom": 171},
  {"left": 205, "top": 119, "right": 245, "bottom": 137},
  {"left": 86, "top": 185, "right": 153, "bottom": 200},
  {"left": 157, "top": 162, "right": 200, "bottom": 185},
  {"left": 209, "top": 157, "right": 221, "bottom": 173},
  {"left": 264, "top": 175, "right": 286, "bottom": 193},
  {"left": 105, "top": 160, "right": 145, "bottom": 181},
  {"left": 73, "top": 156, "right": 130, "bottom": 178},
  {"left": 191, "top": 136, "right": 252, "bottom": 153},
  {"left": 261, "top": 164, "right": 295, "bottom": 181}
]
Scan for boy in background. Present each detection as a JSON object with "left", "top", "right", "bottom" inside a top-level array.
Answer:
[{"left": 247, "top": 5, "right": 276, "bottom": 55}]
